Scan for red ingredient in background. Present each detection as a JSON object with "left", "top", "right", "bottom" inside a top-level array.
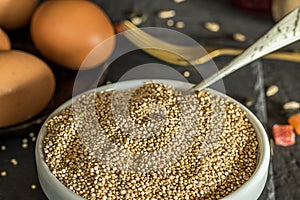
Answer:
[
  {"left": 231, "top": 0, "right": 272, "bottom": 13},
  {"left": 288, "top": 114, "right": 300, "bottom": 134},
  {"left": 272, "top": 124, "right": 295, "bottom": 146}
]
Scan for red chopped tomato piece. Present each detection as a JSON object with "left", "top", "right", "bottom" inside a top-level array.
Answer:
[
  {"left": 288, "top": 114, "right": 300, "bottom": 134},
  {"left": 272, "top": 124, "right": 295, "bottom": 146}
]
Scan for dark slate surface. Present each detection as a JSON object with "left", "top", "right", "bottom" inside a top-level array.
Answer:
[
  {"left": 264, "top": 60, "right": 300, "bottom": 200},
  {"left": 1, "top": 0, "right": 299, "bottom": 199}
]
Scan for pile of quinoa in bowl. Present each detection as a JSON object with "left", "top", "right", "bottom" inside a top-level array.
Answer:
[{"left": 41, "top": 81, "right": 259, "bottom": 200}]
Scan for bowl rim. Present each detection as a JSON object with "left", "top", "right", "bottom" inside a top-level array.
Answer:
[{"left": 36, "top": 79, "right": 270, "bottom": 199}]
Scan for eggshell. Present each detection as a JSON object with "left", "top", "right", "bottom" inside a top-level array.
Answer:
[
  {"left": 0, "top": 0, "right": 38, "bottom": 30},
  {"left": 31, "top": 0, "right": 115, "bottom": 70},
  {"left": 0, "top": 50, "right": 55, "bottom": 128},
  {"left": 0, "top": 28, "right": 11, "bottom": 50}
]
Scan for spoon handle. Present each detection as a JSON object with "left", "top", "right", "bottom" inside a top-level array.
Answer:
[{"left": 192, "top": 7, "right": 300, "bottom": 91}]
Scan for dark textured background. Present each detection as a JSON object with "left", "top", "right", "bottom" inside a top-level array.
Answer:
[{"left": 0, "top": 0, "right": 299, "bottom": 199}]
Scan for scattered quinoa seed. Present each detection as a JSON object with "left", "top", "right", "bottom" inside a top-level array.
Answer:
[
  {"left": 173, "top": 0, "right": 186, "bottom": 3},
  {"left": 22, "top": 138, "right": 28, "bottom": 143},
  {"left": 1, "top": 171, "right": 7, "bottom": 177},
  {"left": 243, "top": 97, "right": 254, "bottom": 107},
  {"left": 10, "top": 158, "right": 18, "bottom": 166},
  {"left": 128, "top": 12, "right": 148, "bottom": 26},
  {"left": 36, "top": 119, "right": 43, "bottom": 124},
  {"left": 183, "top": 71, "right": 190, "bottom": 77},
  {"left": 269, "top": 139, "right": 274, "bottom": 156},
  {"left": 1, "top": 145, "right": 6, "bottom": 151},
  {"left": 233, "top": 33, "right": 247, "bottom": 42},
  {"left": 266, "top": 85, "right": 279, "bottom": 97},
  {"left": 175, "top": 21, "right": 185, "bottom": 29},
  {"left": 130, "top": 16, "right": 143, "bottom": 26},
  {"left": 157, "top": 10, "right": 176, "bottom": 19},
  {"left": 167, "top": 19, "right": 174, "bottom": 27},
  {"left": 29, "top": 132, "right": 35, "bottom": 138},
  {"left": 31, "top": 184, "right": 37, "bottom": 190},
  {"left": 204, "top": 22, "right": 220, "bottom": 32},
  {"left": 31, "top": 137, "right": 36, "bottom": 142},
  {"left": 283, "top": 101, "right": 300, "bottom": 110},
  {"left": 22, "top": 143, "right": 28, "bottom": 149}
]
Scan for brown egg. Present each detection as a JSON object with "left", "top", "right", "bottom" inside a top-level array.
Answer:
[
  {"left": 0, "top": 50, "right": 55, "bottom": 128},
  {"left": 31, "top": 0, "right": 115, "bottom": 70},
  {"left": 0, "top": 28, "right": 11, "bottom": 50},
  {"left": 0, "top": 0, "right": 38, "bottom": 30},
  {"left": 272, "top": 0, "right": 300, "bottom": 21}
]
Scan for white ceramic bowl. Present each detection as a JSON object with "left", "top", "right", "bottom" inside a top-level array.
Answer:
[{"left": 36, "top": 79, "right": 270, "bottom": 200}]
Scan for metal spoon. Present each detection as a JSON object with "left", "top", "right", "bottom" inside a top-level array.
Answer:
[{"left": 190, "top": 7, "right": 300, "bottom": 92}]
